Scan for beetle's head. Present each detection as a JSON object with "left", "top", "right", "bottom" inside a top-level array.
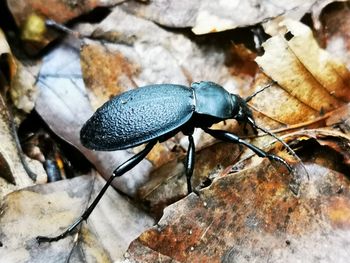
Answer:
[{"left": 231, "top": 94, "right": 257, "bottom": 134}]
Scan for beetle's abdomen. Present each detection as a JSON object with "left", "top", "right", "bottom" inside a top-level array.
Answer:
[{"left": 80, "top": 84, "right": 194, "bottom": 151}]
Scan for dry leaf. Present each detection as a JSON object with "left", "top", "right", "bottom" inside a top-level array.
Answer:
[
  {"left": 2, "top": 3, "right": 350, "bottom": 263},
  {"left": 0, "top": 28, "right": 44, "bottom": 198},
  {"left": 127, "top": 130, "right": 350, "bottom": 262},
  {"left": 10, "top": 62, "right": 40, "bottom": 113},
  {"left": 35, "top": 39, "right": 152, "bottom": 195},
  {"left": 319, "top": 2, "right": 350, "bottom": 68},
  {"left": 6, "top": 0, "right": 125, "bottom": 52},
  {"left": 254, "top": 20, "right": 350, "bottom": 128},
  {"left": 120, "top": 0, "right": 339, "bottom": 35},
  {"left": 80, "top": 43, "right": 139, "bottom": 109},
  {"left": 0, "top": 173, "right": 154, "bottom": 262},
  {"left": 137, "top": 142, "right": 241, "bottom": 217}
]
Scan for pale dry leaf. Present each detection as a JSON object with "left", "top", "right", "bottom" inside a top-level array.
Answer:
[
  {"left": 80, "top": 43, "right": 139, "bottom": 109},
  {"left": 0, "top": 27, "right": 40, "bottom": 113},
  {"left": 120, "top": 0, "right": 337, "bottom": 35},
  {"left": 90, "top": 7, "right": 245, "bottom": 90},
  {"left": 0, "top": 172, "right": 154, "bottom": 262},
  {"left": 255, "top": 20, "right": 350, "bottom": 125},
  {"left": 0, "top": 29, "right": 45, "bottom": 197},
  {"left": 10, "top": 62, "right": 40, "bottom": 113},
  {"left": 35, "top": 38, "right": 153, "bottom": 196},
  {"left": 284, "top": 19, "right": 350, "bottom": 101}
]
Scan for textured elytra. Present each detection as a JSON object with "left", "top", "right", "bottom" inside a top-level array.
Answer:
[{"left": 80, "top": 84, "right": 194, "bottom": 150}]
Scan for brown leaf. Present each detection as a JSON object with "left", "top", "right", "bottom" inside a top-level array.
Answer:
[
  {"left": 284, "top": 128, "right": 350, "bottom": 167},
  {"left": 128, "top": 146, "right": 350, "bottom": 262},
  {"left": 137, "top": 142, "right": 241, "bottom": 217},
  {"left": 0, "top": 172, "right": 154, "bottom": 262},
  {"left": 325, "top": 103, "right": 350, "bottom": 132},
  {"left": 6, "top": 0, "right": 125, "bottom": 52},
  {"left": 10, "top": 62, "right": 40, "bottom": 113},
  {"left": 80, "top": 43, "right": 139, "bottom": 109},
  {"left": 318, "top": 2, "right": 350, "bottom": 68}
]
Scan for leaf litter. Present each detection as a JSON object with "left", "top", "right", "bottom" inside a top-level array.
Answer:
[{"left": 1, "top": 1, "right": 350, "bottom": 262}]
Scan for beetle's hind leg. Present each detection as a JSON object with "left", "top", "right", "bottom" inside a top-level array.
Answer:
[
  {"left": 203, "top": 128, "right": 293, "bottom": 172},
  {"left": 36, "top": 140, "right": 157, "bottom": 243}
]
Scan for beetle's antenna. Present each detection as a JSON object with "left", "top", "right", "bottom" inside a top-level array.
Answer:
[
  {"left": 247, "top": 117, "right": 309, "bottom": 179},
  {"left": 245, "top": 81, "right": 276, "bottom": 102}
]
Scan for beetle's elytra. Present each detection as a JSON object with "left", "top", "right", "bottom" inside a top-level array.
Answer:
[
  {"left": 80, "top": 82, "right": 253, "bottom": 151},
  {"left": 37, "top": 81, "right": 292, "bottom": 243}
]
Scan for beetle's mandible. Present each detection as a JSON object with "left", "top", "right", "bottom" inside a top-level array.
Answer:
[{"left": 37, "top": 81, "right": 292, "bottom": 243}]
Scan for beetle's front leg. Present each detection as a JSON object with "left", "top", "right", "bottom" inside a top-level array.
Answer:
[{"left": 203, "top": 128, "right": 292, "bottom": 172}]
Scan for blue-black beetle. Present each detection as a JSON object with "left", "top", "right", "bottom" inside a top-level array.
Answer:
[{"left": 37, "top": 81, "right": 292, "bottom": 242}]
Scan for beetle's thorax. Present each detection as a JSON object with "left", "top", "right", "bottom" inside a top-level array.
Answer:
[{"left": 191, "top": 81, "right": 234, "bottom": 120}]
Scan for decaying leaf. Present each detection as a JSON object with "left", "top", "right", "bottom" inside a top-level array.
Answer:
[
  {"left": 326, "top": 103, "right": 350, "bottom": 133},
  {"left": 0, "top": 28, "right": 44, "bottom": 198},
  {"left": 137, "top": 142, "right": 241, "bottom": 217},
  {"left": 127, "top": 130, "right": 350, "bottom": 262},
  {"left": 0, "top": 172, "right": 154, "bottom": 262},
  {"left": 6, "top": 0, "right": 126, "bottom": 52}
]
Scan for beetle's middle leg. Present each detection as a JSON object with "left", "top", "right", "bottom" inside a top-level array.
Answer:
[
  {"left": 37, "top": 139, "right": 157, "bottom": 243},
  {"left": 203, "top": 128, "right": 292, "bottom": 172},
  {"left": 185, "top": 134, "right": 195, "bottom": 193}
]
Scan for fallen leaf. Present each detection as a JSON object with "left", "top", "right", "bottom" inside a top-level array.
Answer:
[
  {"left": 0, "top": 172, "right": 154, "bottom": 262},
  {"left": 253, "top": 20, "right": 350, "bottom": 129},
  {"left": 137, "top": 142, "right": 241, "bottom": 217},
  {"left": 127, "top": 138, "right": 350, "bottom": 262},
  {"left": 120, "top": 0, "right": 340, "bottom": 35},
  {"left": 311, "top": 0, "right": 349, "bottom": 31},
  {"left": 6, "top": 0, "right": 126, "bottom": 52},
  {"left": 0, "top": 28, "right": 44, "bottom": 197},
  {"left": 325, "top": 104, "right": 350, "bottom": 133},
  {"left": 35, "top": 39, "right": 153, "bottom": 195},
  {"left": 80, "top": 42, "right": 139, "bottom": 109},
  {"left": 10, "top": 62, "right": 40, "bottom": 113},
  {"left": 318, "top": 2, "right": 350, "bottom": 68}
]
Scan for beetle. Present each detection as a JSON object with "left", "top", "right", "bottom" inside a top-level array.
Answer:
[{"left": 37, "top": 81, "right": 292, "bottom": 242}]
